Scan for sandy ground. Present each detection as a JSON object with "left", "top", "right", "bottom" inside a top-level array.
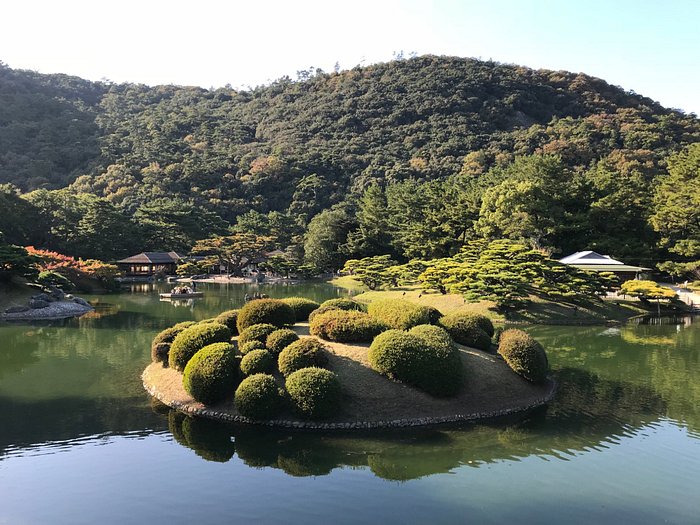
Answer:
[{"left": 143, "top": 324, "right": 555, "bottom": 428}]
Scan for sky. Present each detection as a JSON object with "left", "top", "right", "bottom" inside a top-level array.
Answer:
[{"left": 1, "top": 0, "right": 698, "bottom": 114}]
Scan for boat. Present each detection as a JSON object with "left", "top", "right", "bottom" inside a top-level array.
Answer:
[{"left": 159, "top": 292, "right": 204, "bottom": 299}]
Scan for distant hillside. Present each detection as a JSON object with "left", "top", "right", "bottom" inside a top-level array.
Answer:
[{"left": 2, "top": 56, "right": 698, "bottom": 220}]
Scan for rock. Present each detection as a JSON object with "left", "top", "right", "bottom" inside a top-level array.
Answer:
[
  {"left": 48, "top": 286, "right": 65, "bottom": 300},
  {"left": 73, "top": 297, "right": 90, "bottom": 307},
  {"left": 5, "top": 305, "right": 30, "bottom": 313},
  {"left": 29, "top": 298, "right": 50, "bottom": 309},
  {"left": 65, "top": 294, "right": 74, "bottom": 300},
  {"left": 31, "top": 293, "right": 51, "bottom": 302}
]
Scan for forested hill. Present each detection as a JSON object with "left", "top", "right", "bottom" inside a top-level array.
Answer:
[{"left": 1, "top": 56, "right": 699, "bottom": 269}]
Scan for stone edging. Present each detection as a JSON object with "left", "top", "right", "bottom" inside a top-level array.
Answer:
[{"left": 143, "top": 369, "right": 557, "bottom": 430}]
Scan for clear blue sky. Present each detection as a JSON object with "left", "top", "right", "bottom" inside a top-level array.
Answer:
[{"left": 2, "top": 0, "right": 698, "bottom": 114}]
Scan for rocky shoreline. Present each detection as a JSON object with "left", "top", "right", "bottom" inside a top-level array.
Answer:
[{"left": 1, "top": 287, "right": 93, "bottom": 321}]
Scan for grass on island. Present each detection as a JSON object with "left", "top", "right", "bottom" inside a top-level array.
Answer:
[{"left": 328, "top": 276, "right": 665, "bottom": 324}]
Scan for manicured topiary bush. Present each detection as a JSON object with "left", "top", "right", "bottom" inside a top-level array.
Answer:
[
  {"left": 309, "top": 309, "right": 388, "bottom": 343},
  {"left": 368, "top": 329, "right": 462, "bottom": 397},
  {"left": 169, "top": 322, "right": 232, "bottom": 371},
  {"left": 238, "top": 323, "right": 277, "bottom": 346},
  {"left": 266, "top": 328, "right": 300, "bottom": 355},
  {"left": 240, "top": 349, "right": 274, "bottom": 376},
  {"left": 367, "top": 299, "right": 434, "bottom": 329},
  {"left": 439, "top": 313, "right": 492, "bottom": 351},
  {"left": 234, "top": 373, "right": 282, "bottom": 419},
  {"left": 237, "top": 299, "right": 295, "bottom": 332},
  {"left": 281, "top": 297, "right": 321, "bottom": 322},
  {"left": 308, "top": 298, "right": 364, "bottom": 321},
  {"left": 417, "top": 305, "right": 443, "bottom": 325},
  {"left": 408, "top": 324, "right": 455, "bottom": 352},
  {"left": 151, "top": 321, "right": 196, "bottom": 363},
  {"left": 182, "top": 342, "right": 238, "bottom": 404},
  {"left": 278, "top": 338, "right": 329, "bottom": 377},
  {"left": 285, "top": 367, "right": 341, "bottom": 419},
  {"left": 497, "top": 329, "right": 549, "bottom": 383},
  {"left": 238, "top": 340, "right": 266, "bottom": 355},
  {"left": 214, "top": 309, "right": 239, "bottom": 334}
]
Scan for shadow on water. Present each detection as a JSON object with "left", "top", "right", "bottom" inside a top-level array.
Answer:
[{"left": 162, "top": 365, "right": 665, "bottom": 481}]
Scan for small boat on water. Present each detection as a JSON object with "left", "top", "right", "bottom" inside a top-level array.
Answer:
[{"left": 160, "top": 292, "right": 204, "bottom": 299}]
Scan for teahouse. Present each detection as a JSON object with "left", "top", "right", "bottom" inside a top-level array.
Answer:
[
  {"left": 559, "top": 251, "right": 651, "bottom": 281},
  {"left": 116, "top": 252, "right": 182, "bottom": 276}
]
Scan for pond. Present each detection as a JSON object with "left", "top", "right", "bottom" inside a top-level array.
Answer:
[{"left": 1, "top": 283, "right": 699, "bottom": 524}]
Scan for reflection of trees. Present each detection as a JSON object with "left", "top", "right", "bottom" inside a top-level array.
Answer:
[
  {"left": 163, "top": 365, "right": 665, "bottom": 480},
  {"left": 528, "top": 320, "right": 700, "bottom": 434},
  {"left": 168, "top": 412, "right": 236, "bottom": 463}
]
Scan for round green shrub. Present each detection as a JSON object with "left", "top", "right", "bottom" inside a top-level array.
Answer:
[
  {"left": 309, "top": 309, "right": 388, "bottom": 343},
  {"left": 308, "top": 299, "right": 364, "bottom": 321},
  {"left": 151, "top": 321, "right": 196, "bottom": 363},
  {"left": 285, "top": 367, "right": 341, "bottom": 419},
  {"left": 182, "top": 342, "right": 238, "bottom": 404},
  {"left": 169, "top": 323, "right": 232, "bottom": 371},
  {"left": 237, "top": 299, "right": 295, "bottom": 332},
  {"left": 238, "top": 340, "right": 266, "bottom": 355},
  {"left": 238, "top": 323, "right": 277, "bottom": 346},
  {"left": 281, "top": 297, "right": 320, "bottom": 322},
  {"left": 367, "top": 299, "right": 433, "bottom": 329},
  {"left": 439, "top": 313, "right": 492, "bottom": 351},
  {"left": 214, "top": 309, "right": 239, "bottom": 334},
  {"left": 368, "top": 329, "right": 462, "bottom": 397},
  {"left": 417, "top": 305, "right": 443, "bottom": 325},
  {"left": 266, "top": 328, "right": 300, "bottom": 355},
  {"left": 235, "top": 374, "right": 282, "bottom": 420},
  {"left": 278, "top": 338, "right": 329, "bottom": 377},
  {"left": 408, "top": 324, "right": 455, "bottom": 351},
  {"left": 444, "top": 312, "right": 494, "bottom": 337},
  {"left": 497, "top": 329, "right": 549, "bottom": 383},
  {"left": 240, "top": 349, "right": 274, "bottom": 376}
]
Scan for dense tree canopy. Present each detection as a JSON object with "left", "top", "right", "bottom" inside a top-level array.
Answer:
[{"left": 0, "top": 57, "right": 698, "bottom": 271}]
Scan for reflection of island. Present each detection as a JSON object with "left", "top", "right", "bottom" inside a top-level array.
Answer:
[{"left": 163, "top": 366, "right": 666, "bottom": 480}]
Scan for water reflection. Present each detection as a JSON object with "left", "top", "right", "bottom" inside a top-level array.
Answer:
[{"left": 160, "top": 365, "right": 666, "bottom": 480}]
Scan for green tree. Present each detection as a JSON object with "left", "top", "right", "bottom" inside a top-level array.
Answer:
[
  {"left": 303, "top": 209, "right": 354, "bottom": 273},
  {"left": 0, "top": 235, "right": 39, "bottom": 282},
  {"left": 134, "top": 198, "right": 227, "bottom": 253},
  {"left": 191, "top": 233, "right": 272, "bottom": 276},
  {"left": 345, "top": 185, "right": 394, "bottom": 257},
  {"left": 650, "top": 144, "right": 700, "bottom": 278},
  {"left": 343, "top": 255, "right": 397, "bottom": 290}
]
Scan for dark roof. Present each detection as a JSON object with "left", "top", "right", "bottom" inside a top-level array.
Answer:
[{"left": 117, "top": 252, "right": 181, "bottom": 264}]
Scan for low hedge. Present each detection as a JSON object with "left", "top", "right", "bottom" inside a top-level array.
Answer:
[
  {"left": 368, "top": 329, "right": 462, "bottom": 397},
  {"left": 497, "top": 329, "right": 549, "bottom": 383},
  {"left": 214, "top": 309, "right": 239, "bottom": 334},
  {"left": 169, "top": 322, "right": 232, "bottom": 371},
  {"left": 278, "top": 338, "right": 329, "bottom": 377},
  {"left": 238, "top": 340, "right": 266, "bottom": 355},
  {"left": 237, "top": 299, "right": 295, "bottom": 332},
  {"left": 238, "top": 323, "right": 277, "bottom": 347},
  {"left": 308, "top": 299, "right": 364, "bottom": 321},
  {"left": 240, "top": 349, "right": 274, "bottom": 376},
  {"left": 266, "top": 328, "right": 300, "bottom": 355},
  {"left": 285, "top": 367, "right": 341, "bottom": 419},
  {"left": 182, "top": 342, "right": 238, "bottom": 404},
  {"left": 309, "top": 309, "right": 388, "bottom": 343},
  {"left": 281, "top": 297, "right": 320, "bottom": 322},
  {"left": 151, "top": 321, "right": 196, "bottom": 363},
  {"left": 234, "top": 374, "right": 283, "bottom": 420},
  {"left": 439, "top": 313, "right": 492, "bottom": 351},
  {"left": 367, "top": 299, "right": 436, "bottom": 330}
]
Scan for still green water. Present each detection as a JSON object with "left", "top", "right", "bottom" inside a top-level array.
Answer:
[{"left": 0, "top": 283, "right": 698, "bottom": 524}]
